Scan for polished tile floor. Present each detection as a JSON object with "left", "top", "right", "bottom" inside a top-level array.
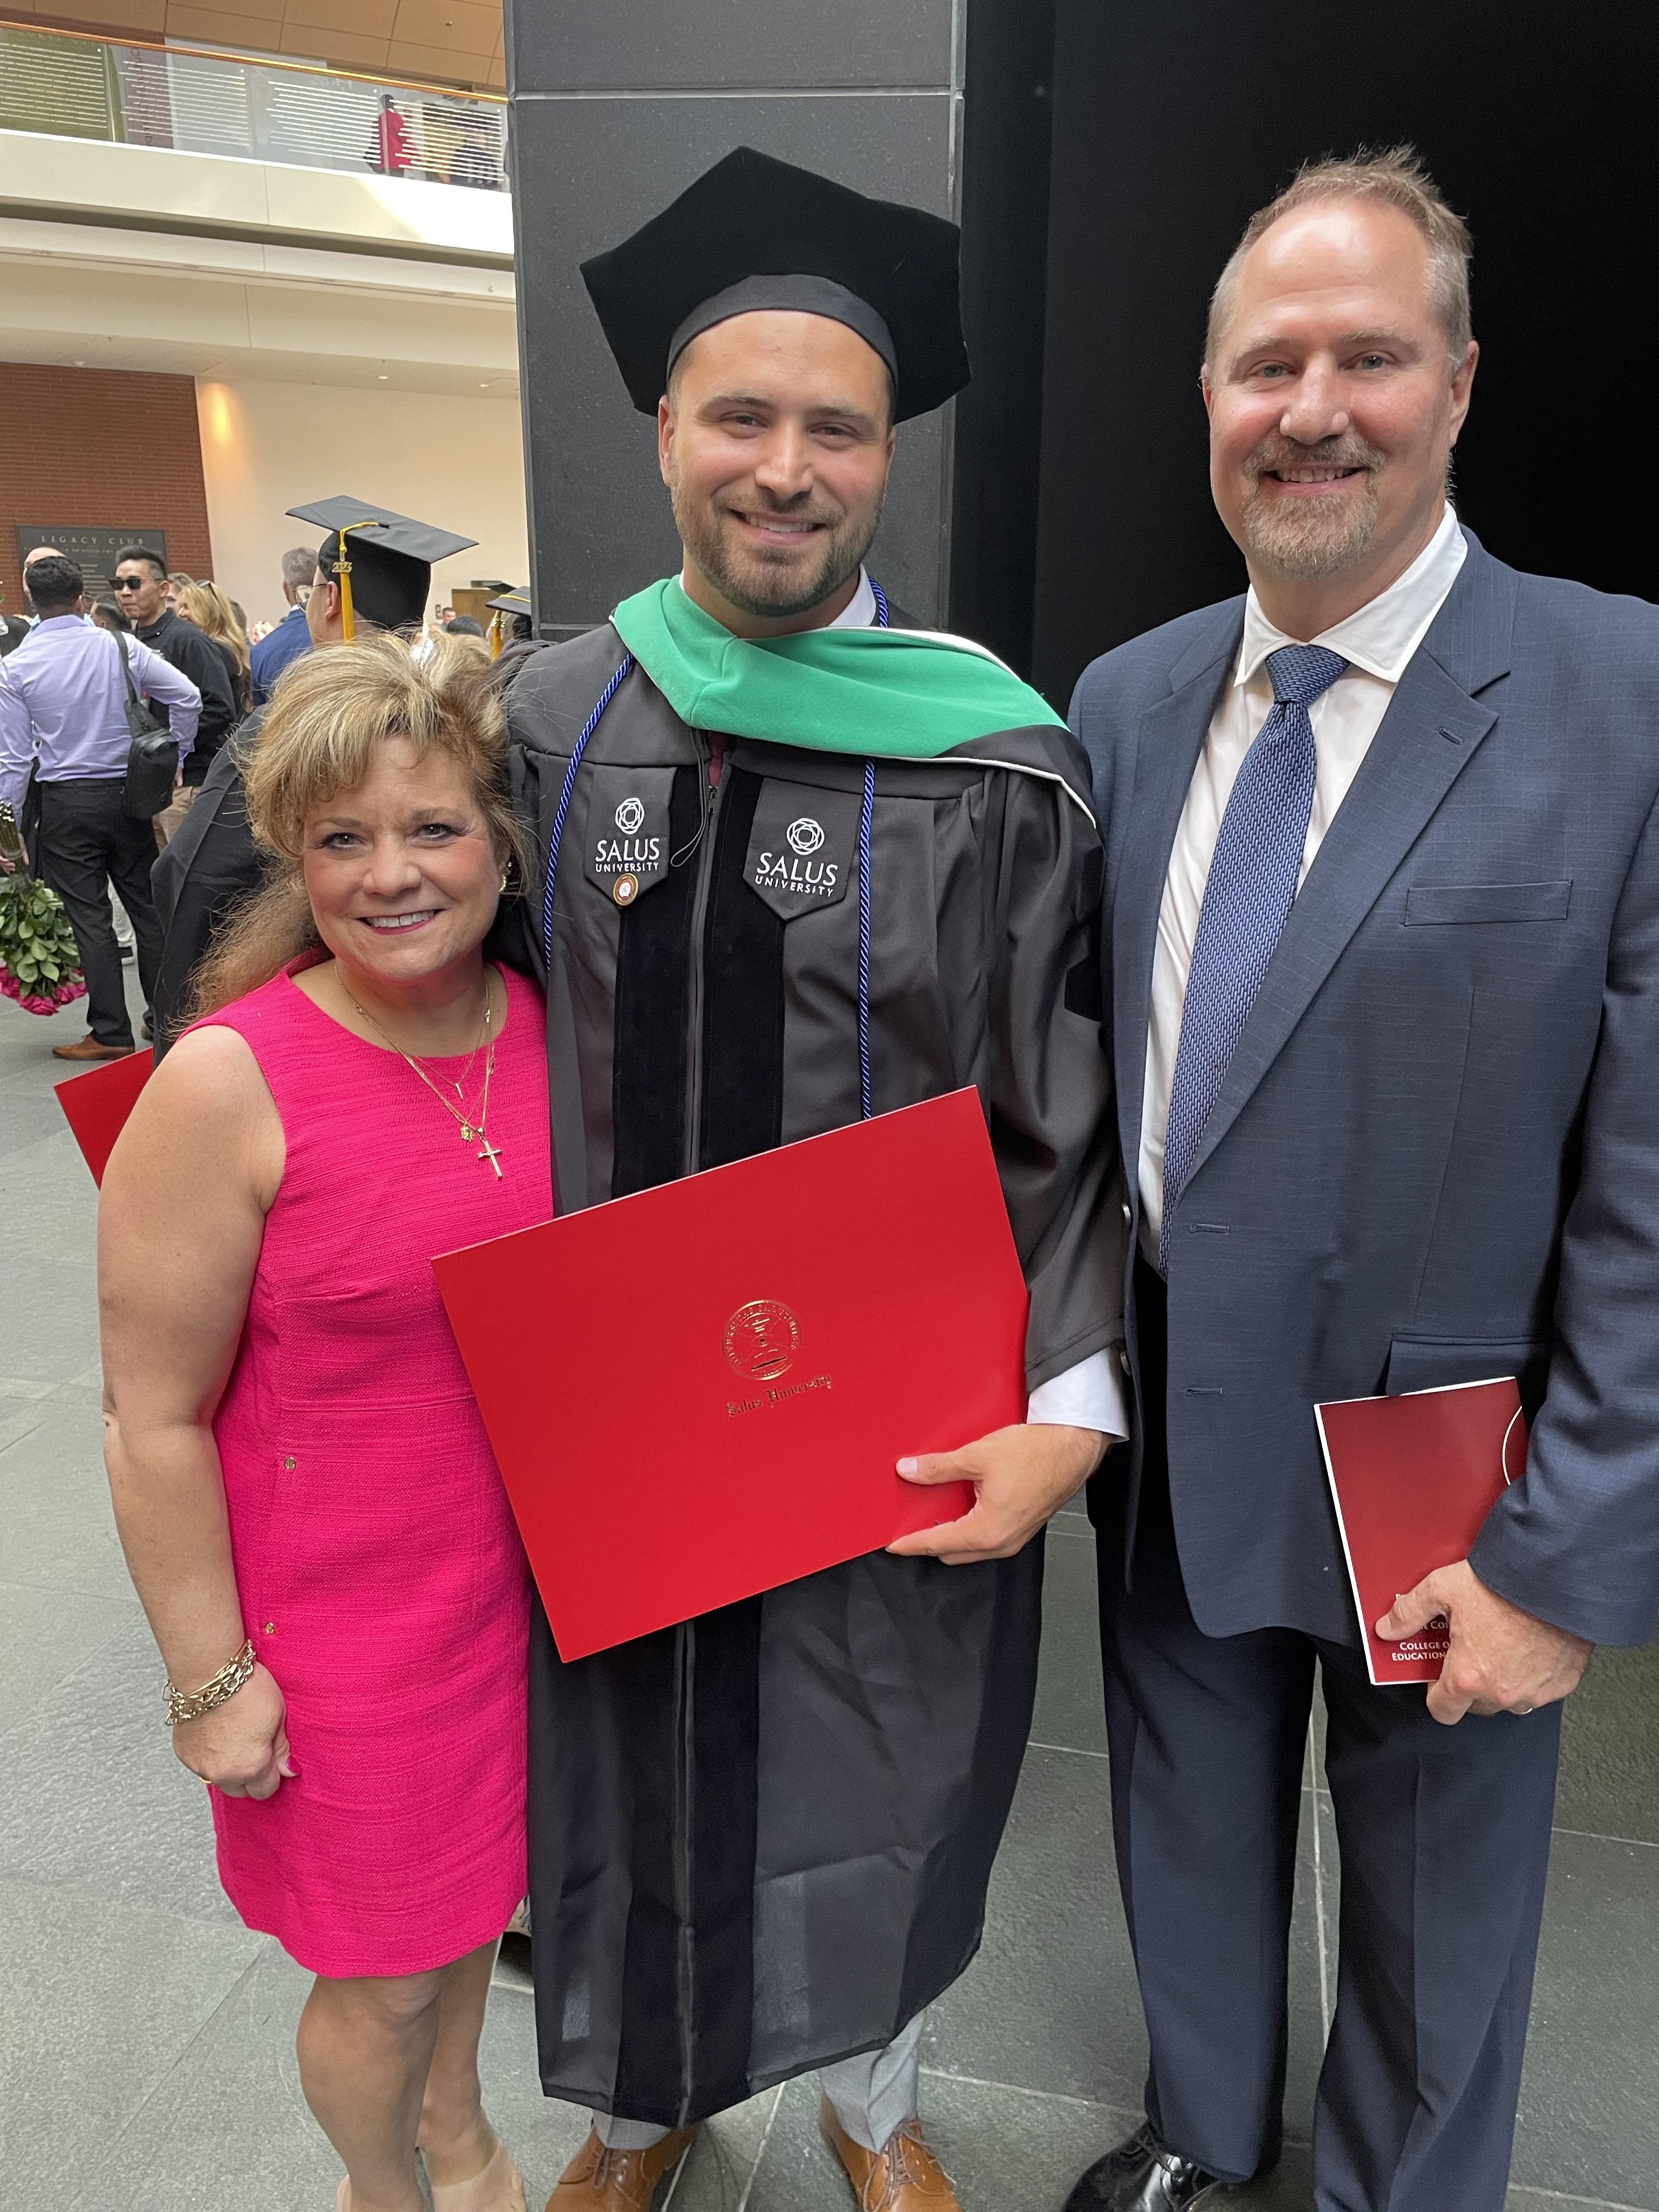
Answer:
[{"left": 3, "top": 980, "right": 1656, "bottom": 2211}]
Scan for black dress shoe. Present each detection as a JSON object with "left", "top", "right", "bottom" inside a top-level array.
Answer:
[{"left": 1062, "top": 2121, "right": 1235, "bottom": 2211}]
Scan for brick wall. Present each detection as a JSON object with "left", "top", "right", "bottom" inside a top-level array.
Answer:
[{"left": 0, "top": 364, "right": 212, "bottom": 604}]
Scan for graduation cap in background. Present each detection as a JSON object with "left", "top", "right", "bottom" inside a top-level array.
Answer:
[
  {"left": 484, "top": 588, "right": 532, "bottom": 656},
  {"left": 580, "top": 146, "right": 969, "bottom": 424},
  {"left": 286, "top": 498, "right": 478, "bottom": 639}
]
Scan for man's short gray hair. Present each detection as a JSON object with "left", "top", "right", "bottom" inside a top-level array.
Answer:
[
  {"left": 1206, "top": 146, "right": 1473, "bottom": 371},
  {"left": 281, "top": 544, "right": 318, "bottom": 591}
]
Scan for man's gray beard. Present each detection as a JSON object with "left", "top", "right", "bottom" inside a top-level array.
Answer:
[
  {"left": 670, "top": 477, "right": 883, "bottom": 620},
  {"left": 1241, "top": 473, "right": 1381, "bottom": 578}
]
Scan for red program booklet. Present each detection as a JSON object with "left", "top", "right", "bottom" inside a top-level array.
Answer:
[
  {"left": 54, "top": 1047, "right": 153, "bottom": 1186},
  {"left": 1315, "top": 1377, "right": 1528, "bottom": 1685},
  {"left": 432, "top": 1088, "right": 1029, "bottom": 1661}
]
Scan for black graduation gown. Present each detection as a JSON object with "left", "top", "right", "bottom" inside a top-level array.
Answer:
[
  {"left": 500, "top": 624, "right": 1124, "bottom": 2127},
  {"left": 149, "top": 721, "right": 266, "bottom": 1054}
]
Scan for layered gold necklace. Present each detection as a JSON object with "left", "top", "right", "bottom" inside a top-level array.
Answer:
[{"left": 343, "top": 972, "right": 505, "bottom": 1178}]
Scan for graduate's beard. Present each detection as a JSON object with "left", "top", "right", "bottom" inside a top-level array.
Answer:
[{"left": 672, "top": 478, "right": 884, "bottom": 620}]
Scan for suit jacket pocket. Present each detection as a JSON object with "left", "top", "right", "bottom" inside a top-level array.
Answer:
[
  {"left": 1386, "top": 1333, "right": 1550, "bottom": 1421},
  {"left": 1403, "top": 880, "right": 1572, "bottom": 926}
]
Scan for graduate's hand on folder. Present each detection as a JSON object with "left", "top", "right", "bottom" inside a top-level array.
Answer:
[
  {"left": 888, "top": 1423, "right": 1106, "bottom": 1566},
  {"left": 1376, "top": 1560, "right": 1593, "bottom": 1726}
]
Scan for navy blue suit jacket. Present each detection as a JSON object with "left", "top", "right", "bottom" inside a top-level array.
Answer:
[
  {"left": 249, "top": 603, "right": 311, "bottom": 708},
  {"left": 1073, "top": 531, "right": 1659, "bottom": 1650}
]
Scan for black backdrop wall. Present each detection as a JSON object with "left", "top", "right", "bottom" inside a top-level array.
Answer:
[
  {"left": 503, "top": 0, "right": 1655, "bottom": 693},
  {"left": 1028, "top": 0, "right": 1659, "bottom": 708}
]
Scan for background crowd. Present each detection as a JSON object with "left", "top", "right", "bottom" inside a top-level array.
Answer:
[{"left": 0, "top": 538, "right": 526, "bottom": 1062}]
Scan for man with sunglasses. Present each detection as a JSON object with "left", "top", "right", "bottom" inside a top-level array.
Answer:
[{"left": 111, "top": 547, "right": 237, "bottom": 841}]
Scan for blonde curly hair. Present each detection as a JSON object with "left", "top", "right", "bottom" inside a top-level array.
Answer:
[{"left": 189, "top": 634, "right": 523, "bottom": 1019}]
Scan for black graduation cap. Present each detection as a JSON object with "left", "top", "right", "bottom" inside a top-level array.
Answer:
[
  {"left": 285, "top": 498, "right": 477, "bottom": 637},
  {"left": 485, "top": 589, "right": 531, "bottom": 616},
  {"left": 580, "top": 147, "right": 969, "bottom": 424}
]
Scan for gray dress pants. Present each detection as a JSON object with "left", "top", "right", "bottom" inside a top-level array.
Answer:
[{"left": 595, "top": 2011, "right": 924, "bottom": 2155}]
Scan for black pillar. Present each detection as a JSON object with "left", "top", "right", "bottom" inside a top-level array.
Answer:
[
  {"left": 948, "top": 0, "right": 1061, "bottom": 674},
  {"left": 504, "top": 0, "right": 966, "bottom": 639},
  {"left": 503, "top": 0, "right": 1067, "bottom": 652}
]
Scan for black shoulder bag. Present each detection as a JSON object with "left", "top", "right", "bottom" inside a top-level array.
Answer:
[{"left": 117, "top": 636, "right": 180, "bottom": 821}]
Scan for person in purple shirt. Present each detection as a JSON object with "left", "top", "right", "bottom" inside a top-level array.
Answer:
[
  {"left": 0, "top": 555, "right": 202, "bottom": 1060},
  {"left": 249, "top": 546, "right": 318, "bottom": 706}
]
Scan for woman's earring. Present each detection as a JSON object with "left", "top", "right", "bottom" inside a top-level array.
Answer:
[{"left": 498, "top": 870, "right": 509, "bottom": 894}]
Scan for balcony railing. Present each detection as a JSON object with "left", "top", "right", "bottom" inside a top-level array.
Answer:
[{"left": 0, "top": 21, "right": 507, "bottom": 191}]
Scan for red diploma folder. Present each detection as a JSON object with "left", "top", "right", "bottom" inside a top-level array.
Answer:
[
  {"left": 54, "top": 1048, "right": 153, "bottom": 1186},
  {"left": 432, "top": 1088, "right": 1028, "bottom": 1661},
  {"left": 1315, "top": 1378, "right": 1528, "bottom": 1685}
]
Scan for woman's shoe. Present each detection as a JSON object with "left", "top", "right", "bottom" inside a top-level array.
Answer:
[{"left": 427, "top": 2139, "right": 529, "bottom": 2211}]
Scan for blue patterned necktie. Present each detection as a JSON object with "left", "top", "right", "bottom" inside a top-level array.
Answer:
[{"left": 1160, "top": 643, "right": 1347, "bottom": 1264}]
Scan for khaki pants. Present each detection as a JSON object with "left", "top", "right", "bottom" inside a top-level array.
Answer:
[{"left": 153, "top": 782, "right": 197, "bottom": 849}]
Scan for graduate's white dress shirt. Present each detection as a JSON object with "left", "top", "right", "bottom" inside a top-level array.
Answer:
[{"left": 1138, "top": 504, "right": 1469, "bottom": 1254}]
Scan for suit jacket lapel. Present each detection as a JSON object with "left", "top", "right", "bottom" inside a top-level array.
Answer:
[
  {"left": 1180, "top": 538, "right": 1516, "bottom": 1193},
  {"left": 1111, "top": 619, "right": 1239, "bottom": 1183}
]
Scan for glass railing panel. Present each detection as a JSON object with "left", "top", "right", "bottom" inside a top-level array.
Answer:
[
  {"left": 0, "top": 25, "right": 118, "bottom": 142},
  {"left": 0, "top": 20, "right": 508, "bottom": 190}
]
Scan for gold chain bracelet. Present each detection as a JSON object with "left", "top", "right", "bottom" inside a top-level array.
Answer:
[{"left": 165, "top": 1639, "right": 255, "bottom": 1728}]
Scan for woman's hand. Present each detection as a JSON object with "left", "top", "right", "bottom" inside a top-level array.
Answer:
[{"left": 172, "top": 1662, "right": 295, "bottom": 1798}]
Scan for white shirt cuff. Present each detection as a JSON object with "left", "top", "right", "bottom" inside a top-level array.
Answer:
[{"left": 1026, "top": 1347, "right": 1128, "bottom": 1441}]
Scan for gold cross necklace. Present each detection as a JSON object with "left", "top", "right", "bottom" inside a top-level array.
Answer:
[{"left": 343, "top": 972, "right": 505, "bottom": 1178}]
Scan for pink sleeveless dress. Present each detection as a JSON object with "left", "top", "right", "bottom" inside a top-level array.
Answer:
[{"left": 200, "top": 960, "right": 552, "bottom": 1978}]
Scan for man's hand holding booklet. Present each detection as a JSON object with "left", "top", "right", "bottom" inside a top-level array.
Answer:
[{"left": 1317, "top": 1377, "right": 1593, "bottom": 1724}]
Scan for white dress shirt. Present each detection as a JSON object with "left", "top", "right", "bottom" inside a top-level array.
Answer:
[
  {"left": 831, "top": 568, "right": 879, "bottom": 629},
  {"left": 1139, "top": 504, "right": 1469, "bottom": 1251},
  {"left": 0, "top": 614, "right": 203, "bottom": 819},
  {"left": 679, "top": 566, "right": 1126, "bottom": 1434}
]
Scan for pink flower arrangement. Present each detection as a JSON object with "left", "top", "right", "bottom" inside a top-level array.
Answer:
[
  {"left": 0, "top": 838, "right": 88, "bottom": 1018},
  {"left": 0, "top": 967, "right": 86, "bottom": 1017}
]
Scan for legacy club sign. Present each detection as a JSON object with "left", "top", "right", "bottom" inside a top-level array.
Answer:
[{"left": 15, "top": 527, "right": 167, "bottom": 602}]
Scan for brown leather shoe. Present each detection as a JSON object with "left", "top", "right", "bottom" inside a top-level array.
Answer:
[
  {"left": 820, "top": 2096, "right": 962, "bottom": 2210},
  {"left": 545, "top": 2125, "right": 697, "bottom": 2210},
  {"left": 52, "top": 1035, "right": 134, "bottom": 1061}
]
